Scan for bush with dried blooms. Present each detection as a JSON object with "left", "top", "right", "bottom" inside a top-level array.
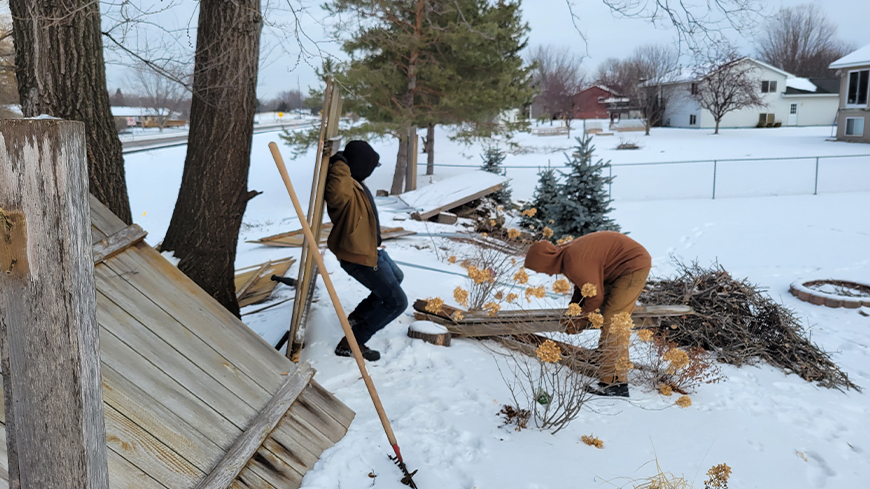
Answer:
[
  {"left": 704, "top": 463, "right": 731, "bottom": 489},
  {"left": 633, "top": 333, "right": 724, "bottom": 395},
  {"left": 629, "top": 459, "right": 731, "bottom": 489}
]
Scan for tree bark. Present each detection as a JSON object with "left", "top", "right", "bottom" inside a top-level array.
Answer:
[
  {"left": 160, "top": 0, "right": 263, "bottom": 317},
  {"left": 390, "top": 0, "right": 423, "bottom": 195},
  {"left": 391, "top": 134, "right": 408, "bottom": 195},
  {"left": 714, "top": 119, "right": 720, "bottom": 134},
  {"left": 426, "top": 123, "right": 435, "bottom": 175},
  {"left": 10, "top": 0, "right": 132, "bottom": 224}
]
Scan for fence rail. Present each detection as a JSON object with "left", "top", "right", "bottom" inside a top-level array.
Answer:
[{"left": 417, "top": 153, "right": 870, "bottom": 200}]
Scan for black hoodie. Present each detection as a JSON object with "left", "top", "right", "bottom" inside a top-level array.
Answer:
[{"left": 337, "top": 140, "right": 382, "bottom": 246}]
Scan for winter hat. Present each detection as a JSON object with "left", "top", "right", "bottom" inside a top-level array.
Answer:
[
  {"left": 343, "top": 140, "right": 381, "bottom": 181},
  {"left": 524, "top": 240, "right": 564, "bottom": 275}
]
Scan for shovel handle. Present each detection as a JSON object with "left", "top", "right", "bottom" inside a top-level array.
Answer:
[{"left": 268, "top": 142, "right": 399, "bottom": 448}]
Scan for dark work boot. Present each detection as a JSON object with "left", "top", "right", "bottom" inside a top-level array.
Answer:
[
  {"left": 584, "top": 382, "right": 629, "bottom": 398},
  {"left": 334, "top": 337, "right": 381, "bottom": 361}
]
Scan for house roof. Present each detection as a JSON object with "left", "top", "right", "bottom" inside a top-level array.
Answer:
[
  {"left": 830, "top": 43, "right": 870, "bottom": 69},
  {"left": 0, "top": 195, "right": 354, "bottom": 489},
  {"left": 111, "top": 106, "right": 176, "bottom": 117},
  {"left": 784, "top": 77, "right": 840, "bottom": 95}
]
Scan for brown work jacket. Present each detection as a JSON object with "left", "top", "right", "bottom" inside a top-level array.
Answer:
[
  {"left": 525, "top": 231, "right": 651, "bottom": 312},
  {"left": 324, "top": 160, "right": 379, "bottom": 267}
]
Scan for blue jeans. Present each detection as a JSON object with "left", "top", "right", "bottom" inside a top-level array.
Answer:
[{"left": 340, "top": 250, "right": 408, "bottom": 345}]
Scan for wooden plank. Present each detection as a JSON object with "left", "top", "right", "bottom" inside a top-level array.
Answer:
[
  {"left": 249, "top": 224, "right": 415, "bottom": 248},
  {"left": 89, "top": 194, "right": 129, "bottom": 239},
  {"left": 0, "top": 119, "right": 109, "bottom": 488},
  {"left": 260, "top": 426, "right": 320, "bottom": 476},
  {"left": 104, "top": 403, "right": 204, "bottom": 489},
  {"left": 195, "top": 364, "right": 314, "bottom": 489},
  {"left": 233, "top": 467, "right": 276, "bottom": 489},
  {"left": 275, "top": 413, "right": 334, "bottom": 458},
  {"left": 235, "top": 258, "right": 295, "bottom": 308},
  {"left": 245, "top": 447, "right": 304, "bottom": 489},
  {"left": 286, "top": 389, "right": 349, "bottom": 445},
  {"left": 101, "top": 243, "right": 293, "bottom": 393},
  {"left": 236, "top": 261, "right": 272, "bottom": 301},
  {"left": 398, "top": 170, "right": 508, "bottom": 220},
  {"left": 302, "top": 381, "right": 356, "bottom": 430},
  {"left": 0, "top": 422, "right": 9, "bottom": 487},
  {"left": 99, "top": 332, "right": 241, "bottom": 451},
  {"left": 93, "top": 224, "right": 148, "bottom": 264},
  {"left": 97, "top": 293, "right": 259, "bottom": 429},
  {"left": 106, "top": 449, "right": 168, "bottom": 489},
  {"left": 101, "top": 365, "right": 225, "bottom": 473},
  {"left": 93, "top": 267, "right": 272, "bottom": 410}
]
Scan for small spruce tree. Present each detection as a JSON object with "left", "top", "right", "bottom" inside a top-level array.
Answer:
[
  {"left": 521, "top": 166, "right": 560, "bottom": 231},
  {"left": 480, "top": 146, "right": 512, "bottom": 206},
  {"left": 548, "top": 135, "right": 619, "bottom": 240}
]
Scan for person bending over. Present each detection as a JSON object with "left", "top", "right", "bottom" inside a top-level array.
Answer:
[
  {"left": 524, "top": 231, "right": 651, "bottom": 397},
  {"left": 324, "top": 141, "right": 408, "bottom": 361}
]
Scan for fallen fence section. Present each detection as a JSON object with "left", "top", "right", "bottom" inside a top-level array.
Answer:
[
  {"left": 398, "top": 171, "right": 509, "bottom": 221},
  {"left": 235, "top": 257, "right": 296, "bottom": 308},
  {"left": 248, "top": 223, "right": 416, "bottom": 248}
]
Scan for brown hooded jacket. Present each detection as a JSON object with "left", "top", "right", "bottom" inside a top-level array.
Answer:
[{"left": 524, "top": 231, "right": 651, "bottom": 312}]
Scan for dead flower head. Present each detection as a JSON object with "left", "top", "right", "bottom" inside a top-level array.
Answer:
[
  {"left": 580, "top": 283, "right": 597, "bottom": 298},
  {"left": 552, "top": 279, "right": 571, "bottom": 295},
  {"left": 505, "top": 293, "right": 518, "bottom": 304},
  {"left": 587, "top": 311, "right": 604, "bottom": 329},
  {"left": 581, "top": 435, "right": 604, "bottom": 449},
  {"left": 664, "top": 348, "right": 690, "bottom": 374},
  {"left": 675, "top": 395, "right": 692, "bottom": 408},
  {"left": 556, "top": 235, "right": 574, "bottom": 245},
  {"left": 522, "top": 207, "right": 537, "bottom": 217},
  {"left": 565, "top": 303, "right": 583, "bottom": 317},
  {"left": 513, "top": 268, "right": 529, "bottom": 284},
  {"left": 615, "top": 355, "right": 634, "bottom": 373},
  {"left": 658, "top": 384, "right": 673, "bottom": 396},
  {"left": 705, "top": 463, "right": 732, "bottom": 488},
  {"left": 484, "top": 301, "right": 501, "bottom": 316},
  {"left": 425, "top": 297, "right": 444, "bottom": 314},
  {"left": 490, "top": 219, "right": 497, "bottom": 226},
  {"left": 452, "top": 311, "right": 464, "bottom": 321},
  {"left": 448, "top": 255, "right": 457, "bottom": 264},
  {"left": 495, "top": 290, "right": 504, "bottom": 300},
  {"left": 508, "top": 228, "right": 521, "bottom": 239},
  {"left": 525, "top": 285, "right": 546, "bottom": 302},
  {"left": 454, "top": 287, "right": 469, "bottom": 307},
  {"left": 611, "top": 312, "right": 634, "bottom": 335},
  {"left": 536, "top": 340, "right": 561, "bottom": 363},
  {"left": 467, "top": 265, "right": 493, "bottom": 284},
  {"left": 542, "top": 227, "right": 554, "bottom": 238},
  {"left": 637, "top": 329, "right": 654, "bottom": 342}
]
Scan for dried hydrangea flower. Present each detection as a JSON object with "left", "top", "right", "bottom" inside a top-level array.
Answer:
[
  {"left": 615, "top": 355, "right": 634, "bottom": 373},
  {"left": 522, "top": 208, "right": 537, "bottom": 217},
  {"left": 505, "top": 293, "right": 518, "bottom": 304},
  {"left": 524, "top": 285, "right": 546, "bottom": 302},
  {"left": 467, "top": 265, "right": 493, "bottom": 285},
  {"left": 658, "top": 384, "right": 673, "bottom": 396},
  {"left": 536, "top": 339, "right": 561, "bottom": 363},
  {"left": 513, "top": 268, "right": 529, "bottom": 284},
  {"left": 425, "top": 297, "right": 444, "bottom": 314},
  {"left": 706, "top": 463, "right": 732, "bottom": 487},
  {"left": 494, "top": 290, "right": 504, "bottom": 300},
  {"left": 664, "top": 348, "right": 690, "bottom": 374},
  {"left": 556, "top": 235, "right": 574, "bottom": 245},
  {"left": 611, "top": 312, "right": 634, "bottom": 334},
  {"left": 581, "top": 435, "right": 604, "bottom": 449},
  {"left": 453, "top": 287, "right": 469, "bottom": 307},
  {"left": 580, "top": 283, "right": 598, "bottom": 298},
  {"left": 484, "top": 301, "right": 501, "bottom": 317},
  {"left": 587, "top": 311, "right": 604, "bottom": 329},
  {"left": 490, "top": 219, "right": 496, "bottom": 226},
  {"left": 552, "top": 278, "right": 571, "bottom": 295},
  {"left": 675, "top": 395, "right": 692, "bottom": 408},
  {"left": 508, "top": 228, "right": 520, "bottom": 239},
  {"left": 452, "top": 311, "right": 464, "bottom": 321},
  {"left": 637, "top": 329, "right": 654, "bottom": 342},
  {"left": 565, "top": 303, "right": 583, "bottom": 317},
  {"left": 542, "top": 227, "right": 554, "bottom": 238},
  {"left": 448, "top": 255, "right": 457, "bottom": 264}
]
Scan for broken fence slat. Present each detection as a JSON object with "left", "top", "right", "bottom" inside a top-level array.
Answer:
[
  {"left": 195, "top": 363, "right": 315, "bottom": 489},
  {"left": 236, "top": 261, "right": 272, "bottom": 300},
  {"left": 93, "top": 223, "right": 148, "bottom": 264}
]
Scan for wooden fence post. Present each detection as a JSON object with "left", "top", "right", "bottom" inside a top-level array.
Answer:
[{"left": 0, "top": 119, "right": 109, "bottom": 488}]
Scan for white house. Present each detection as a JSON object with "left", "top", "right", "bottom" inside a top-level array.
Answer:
[
  {"left": 830, "top": 43, "right": 870, "bottom": 144},
  {"left": 661, "top": 58, "right": 839, "bottom": 129}
]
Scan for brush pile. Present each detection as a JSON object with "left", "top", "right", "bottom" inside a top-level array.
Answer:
[{"left": 641, "top": 260, "right": 859, "bottom": 391}]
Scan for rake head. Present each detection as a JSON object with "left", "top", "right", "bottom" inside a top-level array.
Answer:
[{"left": 389, "top": 454, "right": 419, "bottom": 488}]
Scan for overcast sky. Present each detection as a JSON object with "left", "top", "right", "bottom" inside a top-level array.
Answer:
[{"left": 7, "top": 0, "right": 868, "bottom": 100}]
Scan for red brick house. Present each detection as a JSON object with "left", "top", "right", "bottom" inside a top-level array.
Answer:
[{"left": 573, "top": 86, "right": 621, "bottom": 119}]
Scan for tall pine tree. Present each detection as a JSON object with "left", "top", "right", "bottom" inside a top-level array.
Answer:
[
  {"left": 548, "top": 135, "right": 619, "bottom": 240},
  {"left": 480, "top": 146, "right": 512, "bottom": 205}
]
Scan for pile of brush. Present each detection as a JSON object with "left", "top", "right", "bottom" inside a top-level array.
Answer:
[{"left": 641, "top": 259, "right": 859, "bottom": 391}]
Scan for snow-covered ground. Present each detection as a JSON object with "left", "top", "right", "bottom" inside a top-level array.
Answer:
[{"left": 125, "top": 125, "right": 870, "bottom": 488}]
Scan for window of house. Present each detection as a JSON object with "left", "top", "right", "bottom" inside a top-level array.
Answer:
[
  {"left": 845, "top": 117, "right": 865, "bottom": 137},
  {"left": 761, "top": 81, "right": 778, "bottom": 93},
  {"left": 759, "top": 113, "right": 775, "bottom": 125},
  {"left": 689, "top": 114, "right": 697, "bottom": 125},
  {"left": 690, "top": 83, "right": 699, "bottom": 95},
  {"left": 847, "top": 70, "right": 869, "bottom": 106},
  {"left": 790, "top": 104, "right": 797, "bottom": 114}
]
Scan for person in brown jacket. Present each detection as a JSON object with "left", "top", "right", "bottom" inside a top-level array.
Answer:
[
  {"left": 324, "top": 141, "right": 408, "bottom": 361},
  {"left": 524, "top": 231, "right": 651, "bottom": 397}
]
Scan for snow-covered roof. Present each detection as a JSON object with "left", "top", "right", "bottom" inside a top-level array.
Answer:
[
  {"left": 830, "top": 43, "right": 870, "bottom": 69},
  {"left": 786, "top": 78, "right": 817, "bottom": 92},
  {"left": 111, "top": 106, "right": 175, "bottom": 117}
]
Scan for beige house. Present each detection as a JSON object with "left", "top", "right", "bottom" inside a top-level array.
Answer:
[{"left": 831, "top": 44, "right": 870, "bottom": 143}]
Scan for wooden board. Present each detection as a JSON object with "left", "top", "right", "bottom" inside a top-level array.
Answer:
[
  {"left": 234, "top": 258, "right": 296, "bottom": 308},
  {"left": 93, "top": 224, "right": 148, "bottom": 264},
  {"left": 397, "top": 170, "right": 509, "bottom": 220},
  {"left": 247, "top": 223, "right": 416, "bottom": 248}
]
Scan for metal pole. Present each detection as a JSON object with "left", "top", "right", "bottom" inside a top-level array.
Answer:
[
  {"left": 814, "top": 157, "right": 820, "bottom": 195},
  {"left": 712, "top": 160, "right": 717, "bottom": 199}
]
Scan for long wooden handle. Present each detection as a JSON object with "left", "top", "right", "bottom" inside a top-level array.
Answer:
[{"left": 268, "top": 142, "right": 399, "bottom": 448}]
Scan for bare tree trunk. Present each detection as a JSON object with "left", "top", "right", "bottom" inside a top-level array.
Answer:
[
  {"left": 390, "top": 0, "right": 423, "bottom": 195},
  {"left": 10, "top": 0, "right": 132, "bottom": 224},
  {"left": 645, "top": 121, "right": 651, "bottom": 136},
  {"left": 426, "top": 122, "right": 435, "bottom": 175},
  {"left": 391, "top": 134, "right": 408, "bottom": 195},
  {"left": 160, "top": 0, "right": 263, "bottom": 317},
  {"left": 714, "top": 119, "right": 720, "bottom": 134}
]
